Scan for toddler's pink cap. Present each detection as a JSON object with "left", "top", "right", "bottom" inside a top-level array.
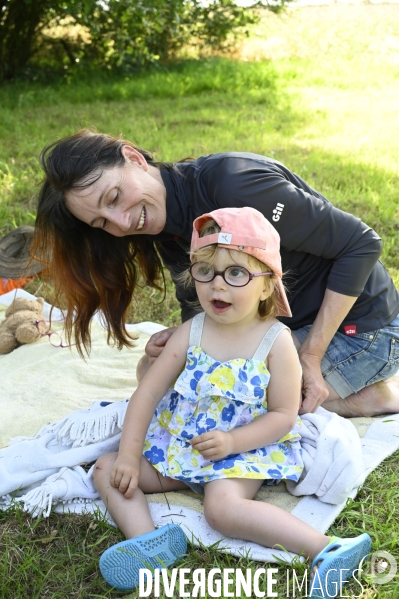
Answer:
[{"left": 191, "top": 207, "right": 291, "bottom": 318}]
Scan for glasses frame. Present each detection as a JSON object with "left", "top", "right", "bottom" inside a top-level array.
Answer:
[
  {"left": 35, "top": 320, "right": 75, "bottom": 348},
  {"left": 189, "top": 262, "right": 273, "bottom": 288}
]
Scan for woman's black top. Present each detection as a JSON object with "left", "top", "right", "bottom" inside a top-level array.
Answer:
[{"left": 153, "top": 152, "right": 399, "bottom": 333}]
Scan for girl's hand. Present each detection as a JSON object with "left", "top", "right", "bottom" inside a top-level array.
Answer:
[
  {"left": 110, "top": 455, "right": 141, "bottom": 499},
  {"left": 191, "top": 430, "right": 234, "bottom": 461}
]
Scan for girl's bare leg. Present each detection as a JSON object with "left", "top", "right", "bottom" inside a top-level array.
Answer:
[
  {"left": 93, "top": 452, "right": 189, "bottom": 539},
  {"left": 203, "top": 478, "right": 329, "bottom": 559}
]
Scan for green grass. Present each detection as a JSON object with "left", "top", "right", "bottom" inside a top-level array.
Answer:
[{"left": 1, "top": 3, "right": 399, "bottom": 597}]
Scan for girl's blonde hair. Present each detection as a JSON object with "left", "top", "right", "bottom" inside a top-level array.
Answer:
[{"left": 180, "top": 219, "right": 283, "bottom": 319}]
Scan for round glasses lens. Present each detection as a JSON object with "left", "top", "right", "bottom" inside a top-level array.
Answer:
[
  {"left": 191, "top": 262, "right": 214, "bottom": 282},
  {"left": 37, "top": 320, "right": 50, "bottom": 334},
  {"left": 225, "top": 266, "right": 250, "bottom": 286},
  {"left": 49, "top": 332, "right": 62, "bottom": 347}
]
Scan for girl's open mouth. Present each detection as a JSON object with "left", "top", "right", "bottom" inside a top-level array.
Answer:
[{"left": 211, "top": 300, "right": 231, "bottom": 312}]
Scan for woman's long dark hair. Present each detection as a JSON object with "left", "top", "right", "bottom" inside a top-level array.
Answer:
[{"left": 31, "top": 130, "right": 172, "bottom": 356}]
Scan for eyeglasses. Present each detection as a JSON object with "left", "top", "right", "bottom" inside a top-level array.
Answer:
[
  {"left": 35, "top": 320, "right": 75, "bottom": 348},
  {"left": 189, "top": 262, "right": 272, "bottom": 287}
]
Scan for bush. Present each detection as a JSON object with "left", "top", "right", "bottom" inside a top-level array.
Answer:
[{"left": 0, "top": 0, "right": 291, "bottom": 81}]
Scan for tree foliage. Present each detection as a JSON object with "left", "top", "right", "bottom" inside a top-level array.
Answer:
[{"left": 0, "top": 0, "right": 290, "bottom": 81}]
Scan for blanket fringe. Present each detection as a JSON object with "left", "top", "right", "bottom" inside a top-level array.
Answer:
[
  {"left": 18, "top": 465, "right": 99, "bottom": 518},
  {"left": 17, "top": 400, "right": 129, "bottom": 448},
  {"left": 21, "top": 486, "right": 54, "bottom": 518},
  {"left": 55, "top": 400, "right": 128, "bottom": 447}
]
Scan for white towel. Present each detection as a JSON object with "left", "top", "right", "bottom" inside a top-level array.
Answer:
[{"left": 287, "top": 409, "right": 363, "bottom": 504}]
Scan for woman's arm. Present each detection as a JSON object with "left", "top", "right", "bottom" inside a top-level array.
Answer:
[
  {"left": 297, "top": 289, "right": 357, "bottom": 413},
  {"left": 111, "top": 322, "right": 190, "bottom": 497},
  {"left": 191, "top": 329, "right": 301, "bottom": 460}
]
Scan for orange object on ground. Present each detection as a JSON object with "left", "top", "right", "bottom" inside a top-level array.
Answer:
[{"left": 1, "top": 277, "right": 34, "bottom": 294}]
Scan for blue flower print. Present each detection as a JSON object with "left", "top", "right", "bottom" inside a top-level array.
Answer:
[
  {"left": 213, "top": 457, "right": 236, "bottom": 470},
  {"left": 233, "top": 380, "right": 248, "bottom": 395},
  {"left": 285, "top": 473, "right": 300, "bottom": 481},
  {"left": 207, "top": 361, "right": 221, "bottom": 375},
  {"left": 169, "top": 392, "right": 179, "bottom": 412},
  {"left": 249, "top": 447, "right": 267, "bottom": 456},
  {"left": 190, "top": 370, "right": 203, "bottom": 391},
  {"left": 250, "top": 376, "right": 265, "bottom": 399},
  {"left": 238, "top": 370, "right": 248, "bottom": 383},
  {"left": 197, "top": 379, "right": 213, "bottom": 395},
  {"left": 221, "top": 404, "right": 235, "bottom": 423},
  {"left": 186, "top": 355, "right": 198, "bottom": 370},
  {"left": 181, "top": 430, "right": 194, "bottom": 441},
  {"left": 144, "top": 446, "right": 165, "bottom": 465},
  {"left": 196, "top": 414, "right": 216, "bottom": 434},
  {"left": 267, "top": 468, "right": 283, "bottom": 478}
]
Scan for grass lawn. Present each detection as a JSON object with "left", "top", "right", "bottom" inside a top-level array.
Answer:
[{"left": 1, "top": 3, "right": 399, "bottom": 597}]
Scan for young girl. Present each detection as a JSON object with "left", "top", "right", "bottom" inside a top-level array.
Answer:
[{"left": 93, "top": 207, "right": 371, "bottom": 596}]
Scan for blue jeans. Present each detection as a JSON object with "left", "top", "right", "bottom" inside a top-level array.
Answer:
[{"left": 293, "top": 315, "right": 399, "bottom": 399}]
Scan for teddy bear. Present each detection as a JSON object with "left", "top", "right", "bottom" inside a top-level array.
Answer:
[{"left": 0, "top": 297, "right": 45, "bottom": 354}]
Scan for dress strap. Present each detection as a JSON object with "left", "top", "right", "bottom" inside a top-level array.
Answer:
[
  {"left": 189, "top": 312, "right": 206, "bottom": 347},
  {"left": 252, "top": 322, "right": 290, "bottom": 362}
]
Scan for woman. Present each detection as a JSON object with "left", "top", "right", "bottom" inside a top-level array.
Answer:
[{"left": 32, "top": 129, "right": 399, "bottom": 417}]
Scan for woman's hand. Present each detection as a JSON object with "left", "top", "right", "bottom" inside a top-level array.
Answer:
[
  {"left": 137, "top": 327, "right": 179, "bottom": 382},
  {"left": 145, "top": 327, "right": 178, "bottom": 365},
  {"left": 110, "top": 454, "right": 141, "bottom": 499},
  {"left": 298, "top": 353, "right": 329, "bottom": 414},
  {"left": 191, "top": 430, "right": 234, "bottom": 461}
]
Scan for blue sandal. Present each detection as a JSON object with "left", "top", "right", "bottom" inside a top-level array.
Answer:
[
  {"left": 99, "top": 523, "right": 187, "bottom": 591},
  {"left": 309, "top": 533, "right": 371, "bottom": 598}
]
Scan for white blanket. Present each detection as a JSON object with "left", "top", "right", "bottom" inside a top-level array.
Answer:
[
  {"left": 2, "top": 290, "right": 399, "bottom": 563},
  {"left": 0, "top": 399, "right": 363, "bottom": 509},
  {"left": 3, "top": 398, "right": 399, "bottom": 565}
]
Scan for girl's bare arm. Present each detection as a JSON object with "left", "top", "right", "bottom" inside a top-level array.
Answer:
[{"left": 111, "top": 321, "right": 190, "bottom": 497}]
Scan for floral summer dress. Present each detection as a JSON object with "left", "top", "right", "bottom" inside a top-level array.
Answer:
[{"left": 144, "top": 312, "right": 303, "bottom": 485}]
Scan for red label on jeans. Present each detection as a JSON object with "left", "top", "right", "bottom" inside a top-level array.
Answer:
[{"left": 344, "top": 325, "right": 357, "bottom": 336}]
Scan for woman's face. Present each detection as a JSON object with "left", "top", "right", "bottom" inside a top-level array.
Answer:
[{"left": 65, "top": 146, "right": 167, "bottom": 237}]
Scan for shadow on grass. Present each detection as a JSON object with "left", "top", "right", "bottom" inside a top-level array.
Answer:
[{"left": 0, "top": 58, "right": 284, "bottom": 105}]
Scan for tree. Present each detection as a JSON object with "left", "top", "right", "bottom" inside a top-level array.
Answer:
[
  {"left": 0, "top": 0, "right": 88, "bottom": 80},
  {"left": 0, "top": 0, "right": 290, "bottom": 81},
  {"left": 0, "top": 0, "right": 47, "bottom": 80}
]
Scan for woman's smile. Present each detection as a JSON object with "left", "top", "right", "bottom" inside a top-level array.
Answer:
[{"left": 136, "top": 207, "right": 146, "bottom": 231}]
